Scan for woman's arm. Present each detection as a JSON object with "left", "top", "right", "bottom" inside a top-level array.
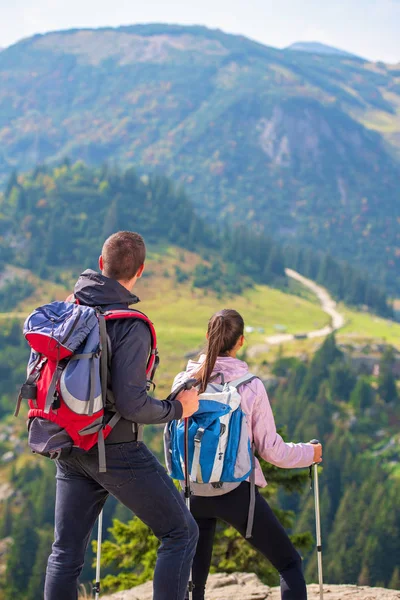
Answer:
[{"left": 251, "top": 380, "right": 315, "bottom": 469}]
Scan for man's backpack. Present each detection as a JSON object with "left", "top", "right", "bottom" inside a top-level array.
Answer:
[
  {"left": 16, "top": 300, "right": 158, "bottom": 471},
  {"left": 164, "top": 372, "right": 257, "bottom": 537}
]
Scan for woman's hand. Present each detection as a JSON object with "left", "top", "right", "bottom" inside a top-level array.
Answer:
[{"left": 312, "top": 443, "right": 323, "bottom": 464}]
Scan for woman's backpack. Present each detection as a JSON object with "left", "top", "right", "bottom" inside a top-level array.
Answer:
[{"left": 164, "top": 372, "right": 257, "bottom": 537}]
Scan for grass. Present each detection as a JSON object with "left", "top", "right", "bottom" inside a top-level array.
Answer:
[
  {"left": 135, "top": 249, "right": 329, "bottom": 393},
  {"left": 339, "top": 305, "right": 400, "bottom": 349},
  {"left": 3, "top": 246, "right": 399, "bottom": 395}
]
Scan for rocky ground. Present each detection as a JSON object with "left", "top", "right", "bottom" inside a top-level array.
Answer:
[{"left": 100, "top": 572, "right": 400, "bottom": 600}]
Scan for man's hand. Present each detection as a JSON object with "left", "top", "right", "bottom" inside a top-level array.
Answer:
[
  {"left": 177, "top": 388, "right": 199, "bottom": 418},
  {"left": 312, "top": 443, "right": 323, "bottom": 464}
]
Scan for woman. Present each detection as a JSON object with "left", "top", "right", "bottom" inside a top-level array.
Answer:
[{"left": 172, "top": 309, "right": 322, "bottom": 600}]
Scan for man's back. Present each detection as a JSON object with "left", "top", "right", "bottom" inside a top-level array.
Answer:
[
  {"left": 73, "top": 268, "right": 182, "bottom": 442},
  {"left": 43, "top": 231, "right": 199, "bottom": 600}
]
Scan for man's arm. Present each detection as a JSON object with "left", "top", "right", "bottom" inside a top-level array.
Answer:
[{"left": 110, "top": 320, "right": 183, "bottom": 424}]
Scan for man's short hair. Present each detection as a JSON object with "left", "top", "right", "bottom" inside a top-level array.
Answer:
[{"left": 102, "top": 231, "right": 146, "bottom": 281}]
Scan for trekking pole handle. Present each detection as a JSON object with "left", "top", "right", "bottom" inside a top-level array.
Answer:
[
  {"left": 168, "top": 378, "right": 198, "bottom": 402},
  {"left": 310, "top": 439, "right": 321, "bottom": 464}
]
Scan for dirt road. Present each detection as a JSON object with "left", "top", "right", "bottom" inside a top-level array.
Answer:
[{"left": 249, "top": 269, "right": 345, "bottom": 354}]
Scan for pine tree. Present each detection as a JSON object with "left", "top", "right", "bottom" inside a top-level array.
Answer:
[
  {"left": 389, "top": 567, "right": 400, "bottom": 590},
  {"left": 102, "top": 197, "right": 119, "bottom": 239},
  {"left": 5, "top": 507, "right": 38, "bottom": 596},
  {"left": 0, "top": 498, "right": 13, "bottom": 538},
  {"left": 358, "top": 565, "right": 371, "bottom": 586},
  {"left": 328, "top": 361, "right": 356, "bottom": 401},
  {"left": 378, "top": 371, "right": 398, "bottom": 404},
  {"left": 5, "top": 169, "right": 18, "bottom": 198},
  {"left": 350, "top": 376, "right": 375, "bottom": 411},
  {"left": 300, "top": 334, "right": 342, "bottom": 402},
  {"left": 98, "top": 517, "right": 159, "bottom": 591},
  {"left": 26, "top": 527, "right": 54, "bottom": 600},
  {"left": 264, "top": 246, "right": 285, "bottom": 283},
  {"left": 378, "top": 348, "right": 399, "bottom": 404}
]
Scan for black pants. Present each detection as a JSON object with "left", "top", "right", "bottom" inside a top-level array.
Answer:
[{"left": 189, "top": 482, "right": 307, "bottom": 600}]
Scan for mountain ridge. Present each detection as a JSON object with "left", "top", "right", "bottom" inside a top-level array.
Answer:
[
  {"left": 286, "top": 41, "right": 363, "bottom": 59},
  {"left": 0, "top": 23, "right": 399, "bottom": 291}
]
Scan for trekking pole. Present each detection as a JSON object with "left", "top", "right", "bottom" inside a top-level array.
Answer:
[
  {"left": 183, "top": 381, "right": 197, "bottom": 600},
  {"left": 184, "top": 416, "right": 194, "bottom": 600},
  {"left": 168, "top": 378, "right": 198, "bottom": 599},
  {"left": 310, "top": 439, "right": 323, "bottom": 600},
  {"left": 94, "top": 509, "right": 103, "bottom": 600}
]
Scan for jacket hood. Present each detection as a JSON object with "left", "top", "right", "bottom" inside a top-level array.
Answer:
[
  {"left": 74, "top": 269, "right": 139, "bottom": 308},
  {"left": 185, "top": 354, "right": 249, "bottom": 382}
]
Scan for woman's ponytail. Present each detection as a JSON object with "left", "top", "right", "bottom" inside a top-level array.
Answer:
[
  {"left": 196, "top": 309, "right": 244, "bottom": 394},
  {"left": 197, "top": 315, "right": 225, "bottom": 393}
]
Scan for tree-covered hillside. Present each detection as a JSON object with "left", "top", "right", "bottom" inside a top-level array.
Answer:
[
  {"left": 0, "top": 162, "right": 393, "bottom": 318},
  {"left": 0, "top": 25, "right": 399, "bottom": 291},
  {"left": 91, "top": 335, "right": 400, "bottom": 594},
  {"left": 272, "top": 336, "right": 400, "bottom": 588},
  {"left": 0, "top": 159, "right": 398, "bottom": 595}
]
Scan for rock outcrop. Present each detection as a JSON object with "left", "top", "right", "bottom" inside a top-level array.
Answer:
[{"left": 100, "top": 572, "right": 400, "bottom": 600}]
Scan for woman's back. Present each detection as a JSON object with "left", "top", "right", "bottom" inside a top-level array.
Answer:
[{"left": 174, "top": 354, "right": 314, "bottom": 488}]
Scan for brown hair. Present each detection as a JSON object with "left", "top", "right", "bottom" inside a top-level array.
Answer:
[
  {"left": 102, "top": 231, "right": 146, "bottom": 282},
  {"left": 196, "top": 309, "right": 244, "bottom": 393}
]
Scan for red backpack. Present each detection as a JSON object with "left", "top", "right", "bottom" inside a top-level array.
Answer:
[{"left": 16, "top": 299, "right": 158, "bottom": 471}]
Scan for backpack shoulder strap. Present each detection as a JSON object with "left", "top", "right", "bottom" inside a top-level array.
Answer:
[
  {"left": 228, "top": 372, "right": 259, "bottom": 539},
  {"left": 229, "top": 373, "right": 258, "bottom": 389},
  {"left": 103, "top": 309, "right": 159, "bottom": 383}
]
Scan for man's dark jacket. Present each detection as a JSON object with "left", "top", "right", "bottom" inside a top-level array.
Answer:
[{"left": 74, "top": 269, "right": 183, "bottom": 443}]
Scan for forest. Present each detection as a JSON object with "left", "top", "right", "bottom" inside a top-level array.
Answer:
[
  {"left": 0, "top": 161, "right": 398, "bottom": 597},
  {"left": 0, "top": 161, "right": 393, "bottom": 318},
  {"left": 1, "top": 332, "right": 399, "bottom": 598}
]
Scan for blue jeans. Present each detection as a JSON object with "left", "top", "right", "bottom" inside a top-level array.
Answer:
[{"left": 44, "top": 441, "right": 199, "bottom": 600}]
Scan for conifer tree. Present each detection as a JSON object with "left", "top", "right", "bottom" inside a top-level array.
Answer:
[
  {"left": 389, "top": 567, "right": 400, "bottom": 590},
  {"left": 5, "top": 506, "right": 38, "bottom": 596},
  {"left": 350, "top": 376, "right": 375, "bottom": 411},
  {"left": 328, "top": 361, "right": 356, "bottom": 401},
  {"left": 0, "top": 498, "right": 13, "bottom": 538},
  {"left": 26, "top": 527, "right": 54, "bottom": 600},
  {"left": 5, "top": 169, "right": 18, "bottom": 199},
  {"left": 300, "top": 335, "right": 342, "bottom": 402},
  {"left": 378, "top": 347, "right": 399, "bottom": 404}
]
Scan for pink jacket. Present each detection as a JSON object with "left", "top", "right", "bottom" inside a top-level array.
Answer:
[{"left": 174, "top": 355, "right": 315, "bottom": 488}]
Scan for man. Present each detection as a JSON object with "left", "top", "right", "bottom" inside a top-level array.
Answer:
[{"left": 44, "top": 231, "right": 199, "bottom": 600}]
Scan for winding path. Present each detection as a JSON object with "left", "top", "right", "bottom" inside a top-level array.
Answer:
[{"left": 249, "top": 269, "right": 345, "bottom": 353}]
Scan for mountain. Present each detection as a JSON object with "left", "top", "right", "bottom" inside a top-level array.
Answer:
[
  {"left": 286, "top": 41, "right": 362, "bottom": 59},
  {"left": 0, "top": 24, "right": 399, "bottom": 292}
]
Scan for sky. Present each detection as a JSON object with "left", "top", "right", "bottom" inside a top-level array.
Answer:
[{"left": 0, "top": 0, "right": 399, "bottom": 63}]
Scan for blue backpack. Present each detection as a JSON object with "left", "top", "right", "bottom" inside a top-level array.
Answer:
[{"left": 164, "top": 372, "right": 258, "bottom": 537}]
